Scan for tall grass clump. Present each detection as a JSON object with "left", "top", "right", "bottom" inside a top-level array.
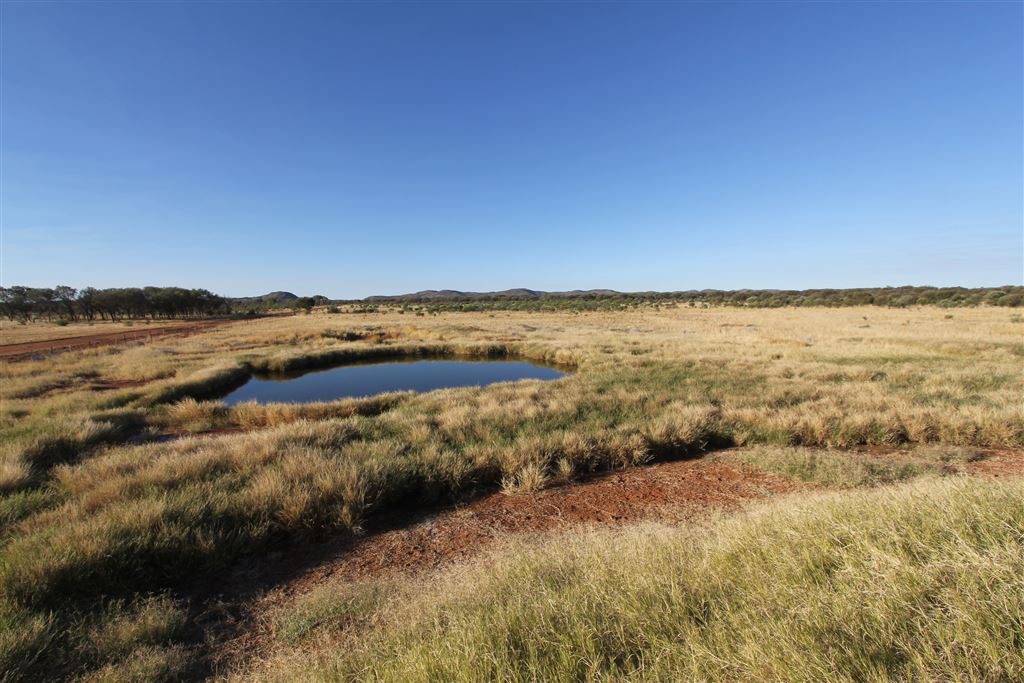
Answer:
[
  {"left": 0, "top": 412, "right": 142, "bottom": 493},
  {"left": 146, "top": 363, "right": 250, "bottom": 404},
  {"left": 247, "top": 343, "right": 530, "bottom": 375},
  {"left": 2, "top": 305, "right": 1022, "bottom": 678},
  {"left": 0, "top": 594, "right": 189, "bottom": 682},
  {"left": 720, "top": 444, "right": 988, "bottom": 488},
  {"left": 250, "top": 477, "right": 1024, "bottom": 682}
]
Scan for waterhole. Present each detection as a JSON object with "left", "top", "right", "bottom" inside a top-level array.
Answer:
[{"left": 221, "top": 359, "right": 568, "bottom": 404}]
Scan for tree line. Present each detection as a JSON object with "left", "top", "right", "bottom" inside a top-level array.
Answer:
[
  {"left": 364, "top": 286, "right": 1024, "bottom": 312},
  {"left": 666, "top": 286, "right": 1023, "bottom": 309},
  {"left": 2, "top": 284, "right": 1020, "bottom": 323},
  {"left": 0, "top": 286, "right": 229, "bottom": 322}
]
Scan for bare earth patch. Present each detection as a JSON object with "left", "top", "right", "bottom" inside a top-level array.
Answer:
[
  {"left": 213, "top": 448, "right": 1024, "bottom": 677},
  {"left": 964, "top": 448, "right": 1024, "bottom": 477},
  {"left": 305, "top": 459, "right": 807, "bottom": 585},
  {"left": 212, "top": 456, "right": 811, "bottom": 674},
  {"left": 250, "top": 448, "right": 1024, "bottom": 599}
]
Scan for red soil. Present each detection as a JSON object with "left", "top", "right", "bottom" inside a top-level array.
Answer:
[
  {"left": 237, "top": 448, "right": 1024, "bottom": 606},
  {"left": 965, "top": 448, "right": 1024, "bottom": 477},
  {"left": 210, "top": 449, "right": 1024, "bottom": 675},
  {"left": 274, "top": 457, "right": 811, "bottom": 596},
  {"left": 210, "top": 456, "right": 808, "bottom": 672},
  {"left": 214, "top": 448, "right": 1024, "bottom": 608}
]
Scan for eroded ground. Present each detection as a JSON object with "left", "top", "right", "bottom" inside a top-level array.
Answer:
[{"left": 217, "top": 445, "right": 1024, "bottom": 678}]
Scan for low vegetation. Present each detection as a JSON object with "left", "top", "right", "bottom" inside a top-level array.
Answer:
[
  {"left": 0, "top": 306, "right": 1021, "bottom": 679},
  {"left": 715, "top": 444, "right": 988, "bottom": 488},
  {"left": 247, "top": 477, "right": 1024, "bottom": 681}
]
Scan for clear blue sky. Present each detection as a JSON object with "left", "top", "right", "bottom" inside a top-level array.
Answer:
[{"left": 2, "top": 1, "right": 1021, "bottom": 298}]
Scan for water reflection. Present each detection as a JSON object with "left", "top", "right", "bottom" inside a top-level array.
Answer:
[{"left": 221, "top": 359, "right": 567, "bottom": 404}]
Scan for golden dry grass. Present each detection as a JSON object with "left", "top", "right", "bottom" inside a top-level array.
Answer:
[
  {"left": 0, "top": 305, "right": 1021, "bottom": 679},
  {"left": 0, "top": 318, "right": 177, "bottom": 345},
  {"left": 244, "top": 477, "right": 1024, "bottom": 682}
]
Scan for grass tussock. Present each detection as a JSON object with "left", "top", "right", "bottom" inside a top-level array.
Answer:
[
  {"left": 146, "top": 363, "right": 249, "bottom": 405},
  {"left": 0, "top": 411, "right": 142, "bottom": 494},
  {"left": 160, "top": 392, "right": 406, "bottom": 433},
  {"left": 247, "top": 477, "right": 1024, "bottom": 682},
  {"left": 0, "top": 594, "right": 189, "bottom": 682},
  {"left": 720, "top": 444, "right": 988, "bottom": 488},
  {"left": 1, "top": 307, "right": 1022, "bottom": 678},
  {"left": 248, "top": 342, "right": 527, "bottom": 375}
]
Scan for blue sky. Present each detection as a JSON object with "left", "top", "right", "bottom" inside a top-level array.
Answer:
[{"left": 2, "top": 1, "right": 1021, "bottom": 298}]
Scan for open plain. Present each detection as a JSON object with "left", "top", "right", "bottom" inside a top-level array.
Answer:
[
  {"left": 4, "top": 1, "right": 1022, "bottom": 680},
  {"left": 1, "top": 304, "right": 1022, "bottom": 681}
]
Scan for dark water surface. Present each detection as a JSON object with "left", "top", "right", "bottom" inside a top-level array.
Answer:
[{"left": 221, "top": 359, "right": 567, "bottom": 405}]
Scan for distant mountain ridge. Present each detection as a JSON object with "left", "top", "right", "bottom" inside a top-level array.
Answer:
[
  {"left": 222, "top": 287, "right": 1023, "bottom": 309},
  {"left": 230, "top": 291, "right": 299, "bottom": 305},
  {"left": 366, "top": 288, "right": 624, "bottom": 301},
  {"left": 360, "top": 286, "right": 1024, "bottom": 308}
]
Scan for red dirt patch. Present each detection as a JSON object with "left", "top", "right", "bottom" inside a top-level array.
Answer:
[
  {"left": 229, "top": 448, "right": 1024, "bottom": 613},
  {"left": 965, "top": 448, "right": 1024, "bottom": 477},
  {"left": 207, "top": 451, "right": 1024, "bottom": 675},
  {"left": 209, "top": 457, "right": 809, "bottom": 674},
  {"left": 0, "top": 320, "right": 232, "bottom": 361},
  {"left": 284, "top": 458, "right": 809, "bottom": 593},
  {"left": 844, "top": 445, "right": 1024, "bottom": 478}
]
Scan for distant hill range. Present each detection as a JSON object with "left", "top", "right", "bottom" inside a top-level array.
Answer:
[
  {"left": 366, "top": 288, "right": 624, "bottom": 301},
  {"left": 224, "top": 287, "right": 1022, "bottom": 309},
  {"left": 230, "top": 291, "right": 299, "bottom": 306},
  {"left": 361, "top": 286, "right": 1023, "bottom": 308}
]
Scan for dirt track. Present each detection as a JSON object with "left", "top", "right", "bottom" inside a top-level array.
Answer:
[{"left": 0, "top": 320, "right": 230, "bottom": 360}]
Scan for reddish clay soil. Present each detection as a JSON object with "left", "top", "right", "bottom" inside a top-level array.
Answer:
[
  {"left": 964, "top": 448, "right": 1024, "bottom": 477},
  {"left": 232, "top": 448, "right": 1024, "bottom": 605},
  {"left": 261, "top": 458, "right": 811, "bottom": 601},
  {"left": 209, "top": 456, "right": 808, "bottom": 672},
  {"left": 208, "top": 449, "right": 1024, "bottom": 675},
  {"left": 209, "top": 448, "right": 1024, "bottom": 609},
  {"left": 314, "top": 448, "right": 1023, "bottom": 584},
  {"left": 0, "top": 320, "right": 231, "bottom": 361}
]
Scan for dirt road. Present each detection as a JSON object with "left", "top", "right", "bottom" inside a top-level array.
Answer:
[{"left": 0, "top": 319, "right": 231, "bottom": 360}]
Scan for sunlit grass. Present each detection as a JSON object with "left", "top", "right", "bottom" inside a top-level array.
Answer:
[
  {"left": 0, "top": 306, "right": 1022, "bottom": 679},
  {"left": 715, "top": 444, "right": 988, "bottom": 488},
  {"left": 248, "top": 477, "right": 1024, "bottom": 682}
]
